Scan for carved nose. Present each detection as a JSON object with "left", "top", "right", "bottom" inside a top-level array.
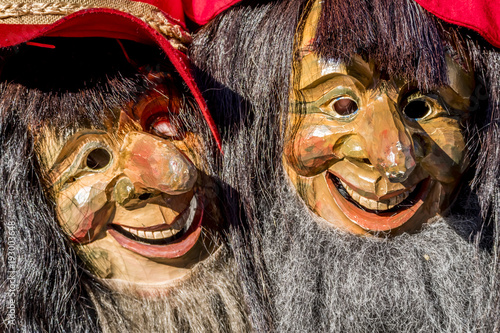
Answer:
[
  {"left": 366, "top": 96, "right": 416, "bottom": 183},
  {"left": 119, "top": 132, "right": 197, "bottom": 195}
]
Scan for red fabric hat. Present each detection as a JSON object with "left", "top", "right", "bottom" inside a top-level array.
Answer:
[
  {"left": 137, "top": 0, "right": 241, "bottom": 25},
  {"left": 0, "top": 0, "right": 224, "bottom": 149},
  {"left": 406, "top": 0, "right": 500, "bottom": 48}
]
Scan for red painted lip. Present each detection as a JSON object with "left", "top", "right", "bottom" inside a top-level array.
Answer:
[
  {"left": 326, "top": 173, "right": 432, "bottom": 232},
  {"left": 108, "top": 196, "right": 204, "bottom": 259}
]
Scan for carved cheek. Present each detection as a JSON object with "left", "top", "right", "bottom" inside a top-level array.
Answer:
[
  {"left": 285, "top": 119, "right": 347, "bottom": 177},
  {"left": 56, "top": 174, "right": 114, "bottom": 244},
  {"left": 418, "top": 119, "right": 467, "bottom": 184}
]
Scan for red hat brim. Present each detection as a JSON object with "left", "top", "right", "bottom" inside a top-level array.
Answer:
[
  {"left": 0, "top": 8, "right": 222, "bottom": 150},
  {"left": 413, "top": 0, "right": 500, "bottom": 48}
]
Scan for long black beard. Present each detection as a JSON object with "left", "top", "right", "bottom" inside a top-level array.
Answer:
[
  {"left": 85, "top": 245, "right": 250, "bottom": 333},
  {"left": 257, "top": 180, "right": 494, "bottom": 332}
]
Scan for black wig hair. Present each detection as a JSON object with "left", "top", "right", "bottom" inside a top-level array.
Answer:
[
  {"left": 191, "top": 0, "right": 500, "bottom": 331},
  {"left": 192, "top": 2, "right": 305, "bottom": 329},
  {"left": 0, "top": 37, "right": 219, "bottom": 332}
]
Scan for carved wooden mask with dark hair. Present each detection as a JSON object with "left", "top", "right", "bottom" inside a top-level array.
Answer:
[
  {"left": 284, "top": 0, "right": 474, "bottom": 235},
  {"left": 33, "top": 41, "right": 221, "bottom": 290}
]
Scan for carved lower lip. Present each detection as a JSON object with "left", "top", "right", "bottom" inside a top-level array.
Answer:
[
  {"left": 326, "top": 173, "right": 431, "bottom": 232},
  {"left": 108, "top": 195, "right": 204, "bottom": 259}
]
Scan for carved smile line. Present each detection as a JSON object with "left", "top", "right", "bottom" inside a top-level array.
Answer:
[
  {"left": 326, "top": 173, "right": 431, "bottom": 232},
  {"left": 108, "top": 194, "right": 204, "bottom": 259}
]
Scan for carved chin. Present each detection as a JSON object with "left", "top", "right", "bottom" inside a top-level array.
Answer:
[
  {"left": 108, "top": 194, "right": 204, "bottom": 259},
  {"left": 325, "top": 172, "right": 433, "bottom": 232}
]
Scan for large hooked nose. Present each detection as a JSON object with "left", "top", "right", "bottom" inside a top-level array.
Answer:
[
  {"left": 117, "top": 131, "right": 197, "bottom": 197},
  {"left": 365, "top": 95, "right": 416, "bottom": 182}
]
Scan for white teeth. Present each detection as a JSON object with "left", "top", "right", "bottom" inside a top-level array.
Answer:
[
  {"left": 117, "top": 195, "right": 199, "bottom": 241},
  {"left": 184, "top": 196, "right": 198, "bottom": 231},
  {"left": 350, "top": 190, "right": 361, "bottom": 203},
  {"left": 168, "top": 195, "right": 198, "bottom": 231},
  {"left": 359, "top": 196, "right": 371, "bottom": 210},
  {"left": 120, "top": 226, "right": 182, "bottom": 240},
  {"left": 340, "top": 180, "right": 349, "bottom": 193},
  {"left": 338, "top": 180, "right": 413, "bottom": 211},
  {"left": 161, "top": 229, "right": 180, "bottom": 238},
  {"left": 377, "top": 201, "right": 388, "bottom": 210}
]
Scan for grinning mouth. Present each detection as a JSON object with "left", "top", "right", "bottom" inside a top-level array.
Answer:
[
  {"left": 113, "top": 225, "right": 184, "bottom": 244},
  {"left": 326, "top": 172, "right": 431, "bottom": 232},
  {"left": 335, "top": 177, "right": 419, "bottom": 213},
  {"left": 111, "top": 196, "right": 199, "bottom": 245},
  {"left": 108, "top": 194, "right": 204, "bottom": 259}
]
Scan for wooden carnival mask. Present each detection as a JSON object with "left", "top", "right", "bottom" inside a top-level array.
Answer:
[
  {"left": 37, "top": 66, "right": 220, "bottom": 288},
  {"left": 284, "top": 0, "right": 475, "bottom": 235}
]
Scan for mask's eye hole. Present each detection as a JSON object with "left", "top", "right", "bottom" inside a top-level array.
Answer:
[
  {"left": 333, "top": 97, "right": 358, "bottom": 116},
  {"left": 403, "top": 99, "right": 431, "bottom": 119},
  {"left": 85, "top": 148, "right": 111, "bottom": 170}
]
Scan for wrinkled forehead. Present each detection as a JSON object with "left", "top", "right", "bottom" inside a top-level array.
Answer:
[{"left": 295, "top": 0, "right": 475, "bottom": 94}]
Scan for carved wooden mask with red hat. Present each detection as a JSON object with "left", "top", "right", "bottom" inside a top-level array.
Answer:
[{"left": 0, "top": 0, "right": 234, "bottom": 291}]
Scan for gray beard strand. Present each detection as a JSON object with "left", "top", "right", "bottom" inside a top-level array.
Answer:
[
  {"left": 259, "top": 181, "right": 494, "bottom": 332},
  {"left": 85, "top": 245, "right": 250, "bottom": 333}
]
